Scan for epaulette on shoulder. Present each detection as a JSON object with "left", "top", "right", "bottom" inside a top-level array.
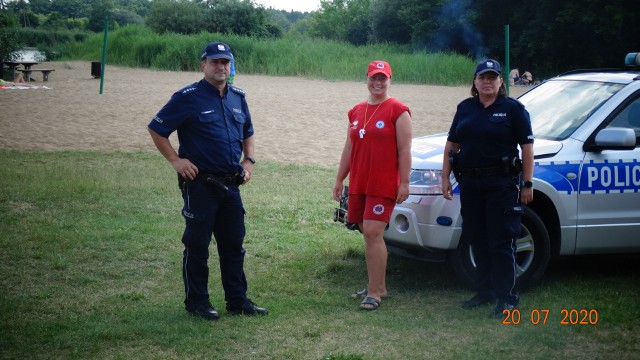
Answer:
[
  {"left": 229, "top": 85, "right": 246, "bottom": 97},
  {"left": 179, "top": 83, "right": 198, "bottom": 96}
]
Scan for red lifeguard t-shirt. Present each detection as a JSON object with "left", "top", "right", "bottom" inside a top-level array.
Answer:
[{"left": 347, "top": 97, "right": 411, "bottom": 199}]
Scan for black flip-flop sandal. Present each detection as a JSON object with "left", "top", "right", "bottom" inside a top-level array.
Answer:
[{"left": 359, "top": 296, "right": 381, "bottom": 311}]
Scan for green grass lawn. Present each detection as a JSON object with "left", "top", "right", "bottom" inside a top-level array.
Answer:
[{"left": 1, "top": 150, "right": 639, "bottom": 359}]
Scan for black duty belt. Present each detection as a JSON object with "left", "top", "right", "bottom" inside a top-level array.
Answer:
[
  {"left": 202, "top": 173, "right": 241, "bottom": 185},
  {"left": 459, "top": 166, "right": 510, "bottom": 177},
  {"left": 178, "top": 172, "right": 243, "bottom": 192},
  {"left": 195, "top": 172, "right": 242, "bottom": 186}
]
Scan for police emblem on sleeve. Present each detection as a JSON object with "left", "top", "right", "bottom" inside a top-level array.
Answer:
[{"left": 372, "top": 204, "right": 385, "bottom": 215}]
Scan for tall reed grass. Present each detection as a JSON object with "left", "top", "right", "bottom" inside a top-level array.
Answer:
[{"left": 57, "top": 25, "right": 475, "bottom": 85}]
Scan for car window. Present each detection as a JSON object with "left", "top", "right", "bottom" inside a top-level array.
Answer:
[
  {"left": 607, "top": 98, "right": 640, "bottom": 141},
  {"left": 519, "top": 80, "right": 624, "bottom": 141}
]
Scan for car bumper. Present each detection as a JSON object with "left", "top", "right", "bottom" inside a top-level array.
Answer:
[{"left": 383, "top": 195, "right": 462, "bottom": 251}]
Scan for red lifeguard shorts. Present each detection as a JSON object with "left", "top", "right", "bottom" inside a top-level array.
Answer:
[{"left": 347, "top": 194, "right": 396, "bottom": 224}]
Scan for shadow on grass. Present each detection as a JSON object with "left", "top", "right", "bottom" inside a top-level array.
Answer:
[
  {"left": 385, "top": 251, "right": 640, "bottom": 300},
  {"left": 544, "top": 253, "right": 640, "bottom": 281},
  {"left": 386, "top": 255, "right": 463, "bottom": 292}
]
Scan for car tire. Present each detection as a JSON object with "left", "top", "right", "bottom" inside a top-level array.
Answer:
[{"left": 448, "top": 206, "right": 551, "bottom": 290}]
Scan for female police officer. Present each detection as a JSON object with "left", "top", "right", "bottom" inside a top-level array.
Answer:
[
  {"left": 442, "top": 59, "right": 534, "bottom": 318},
  {"left": 148, "top": 42, "right": 267, "bottom": 320}
]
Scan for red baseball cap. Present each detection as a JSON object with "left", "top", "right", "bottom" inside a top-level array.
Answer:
[{"left": 367, "top": 60, "right": 392, "bottom": 78}]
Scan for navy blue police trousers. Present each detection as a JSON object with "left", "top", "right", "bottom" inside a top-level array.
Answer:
[
  {"left": 180, "top": 180, "right": 248, "bottom": 311},
  {"left": 459, "top": 175, "right": 521, "bottom": 306}
]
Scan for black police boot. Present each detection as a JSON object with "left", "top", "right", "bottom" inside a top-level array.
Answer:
[
  {"left": 462, "top": 294, "right": 497, "bottom": 309},
  {"left": 491, "top": 302, "right": 518, "bottom": 318},
  {"left": 188, "top": 302, "right": 220, "bottom": 321},
  {"left": 227, "top": 299, "right": 268, "bottom": 316}
]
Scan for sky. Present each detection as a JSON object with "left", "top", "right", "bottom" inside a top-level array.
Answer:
[{"left": 254, "top": 0, "right": 321, "bottom": 12}]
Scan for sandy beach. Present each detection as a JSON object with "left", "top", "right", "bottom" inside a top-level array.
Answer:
[{"left": 0, "top": 61, "right": 527, "bottom": 167}]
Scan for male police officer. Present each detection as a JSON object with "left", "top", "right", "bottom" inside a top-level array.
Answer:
[{"left": 148, "top": 42, "right": 267, "bottom": 320}]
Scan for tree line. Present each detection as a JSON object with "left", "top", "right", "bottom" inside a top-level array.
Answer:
[
  {"left": 2, "top": 0, "right": 640, "bottom": 77},
  {"left": 310, "top": 0, "right": 640, "bottom": 77}
]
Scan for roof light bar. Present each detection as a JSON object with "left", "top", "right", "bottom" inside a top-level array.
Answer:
[{"left": 624, "top": 52, "right": 639, "bottom": 66}]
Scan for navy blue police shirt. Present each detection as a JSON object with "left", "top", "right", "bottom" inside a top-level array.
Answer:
[
  {"left": 447, "top": 96, "right": 533, "bottom": 169},
  {"left": 149, "top": 79, "right": 254, "bottom": 176}
]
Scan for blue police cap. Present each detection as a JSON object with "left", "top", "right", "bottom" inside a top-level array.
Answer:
[
  {"left": 201, "top": 42, "right": 232, "bottom": 60},
  {"left": 475, "top": 59, "right": 502, "bottom": 76}
]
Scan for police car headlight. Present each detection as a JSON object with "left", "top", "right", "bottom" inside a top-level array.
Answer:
[{"left": 409, "top": 169, "right": 443, "bottom": 195}]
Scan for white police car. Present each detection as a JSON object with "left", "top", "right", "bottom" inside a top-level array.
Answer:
[{"left": 336, "top": 53, "right": 640, "bottom": 288}]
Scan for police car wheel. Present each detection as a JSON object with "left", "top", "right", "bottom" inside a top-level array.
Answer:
[{"left": 448, "top": 206, "right": 551, "bottom": 290}]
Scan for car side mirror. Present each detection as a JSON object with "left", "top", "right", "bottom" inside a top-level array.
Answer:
[{"left": 587, "top": 127, "right": 637, "bottom": 151}]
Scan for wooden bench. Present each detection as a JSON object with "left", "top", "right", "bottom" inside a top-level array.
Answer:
[{"left": 20, "top": 68, "right": 55, "bottom": 82}]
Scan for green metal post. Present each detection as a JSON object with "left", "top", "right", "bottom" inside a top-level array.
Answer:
[
  {"left": 505, "top": 24, "right": 510, "bottom": 96},
  {"left": 99, "top": 14, "right": 108, "bottom": 94}
]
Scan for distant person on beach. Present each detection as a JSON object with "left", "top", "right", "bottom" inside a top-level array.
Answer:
[
  {"left": 520, "top": 70, "right": 533, "bottom": 85},
  {"left": 147, "top": 41, "right": 267, "bottom": 321},
  {"left": 0, "top": 78, "right": 17, "bottom": 87},
  {"left": 1, "top": 74, "right": 41, "bottom": 88},
  {"left": 14, "top": 73, "right": 27, "bottom": 83},
  {"left": 333, "top": 60, "right": 412, "bottom": 311},
  {"left": 509, "top": 68, "right": 520, "bottom": 86}
]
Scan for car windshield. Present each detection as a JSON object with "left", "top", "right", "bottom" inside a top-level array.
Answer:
[{"left": 519, "top": 80, "right": 625, "bottom": 140}]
